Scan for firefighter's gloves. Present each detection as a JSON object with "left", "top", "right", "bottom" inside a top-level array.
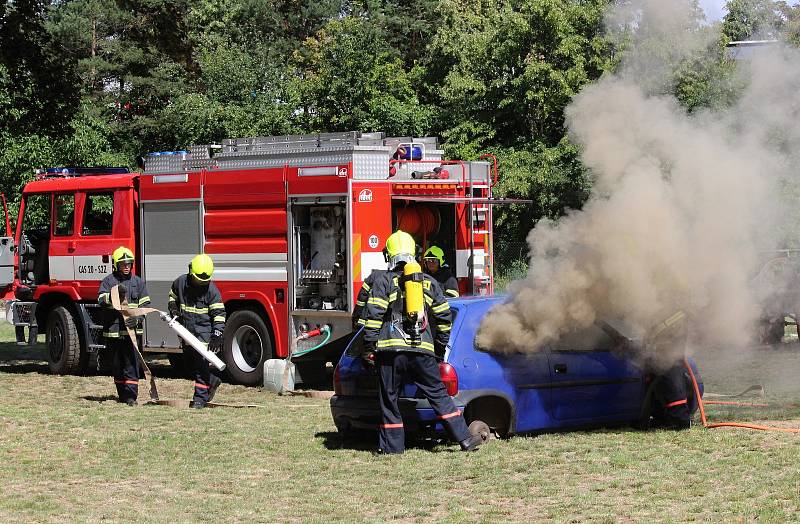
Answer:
[
  {"left": 209, "top": 329, "right": 224, "bottom": 353},
  {"left": 168, "top": 303, "right": 180, "bottom": 320},
  {"left": 124, "top": 315, "right": 139, "bottom": 329}
]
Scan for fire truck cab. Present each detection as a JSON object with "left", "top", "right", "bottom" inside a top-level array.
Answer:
[{"left": 6, "top": 132, "right": 498, "bottom": 386}]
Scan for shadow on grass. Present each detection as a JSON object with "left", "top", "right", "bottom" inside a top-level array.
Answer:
[
  {"left": 0, "top": 341, "right": 50, "bottom": 374},
  {"left": 315, "top": 430, "right": 460, "bottom": 453},
  {"left": 81, "top": 395, "right": 120, "bottom": 403}
]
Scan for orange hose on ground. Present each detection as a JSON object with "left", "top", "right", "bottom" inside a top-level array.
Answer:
[
  {"left": 684, "top": 358, "right": 800, "bottom": 433},
  {"left": 703, "top": 400, "right": 769, "bottom": 407}
]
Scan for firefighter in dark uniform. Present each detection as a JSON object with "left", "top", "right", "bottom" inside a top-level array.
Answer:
[
  {"left": 363, "top": 230, "right": 483, "bottom": 454},
  {"left": 352, "top": 269, "right": 386, "bottom": 329},
  {"left": 647, "top": 311, "right": 691, "bottom": 430},
  {"left": 98, "top": 246, "right": 150, "bottom": 406},
  {"left": 422, "top": 245, "right": 459, "bottom": 298},
  {"left": 168, "top": 254, "right": 226, "bottom": 408}
]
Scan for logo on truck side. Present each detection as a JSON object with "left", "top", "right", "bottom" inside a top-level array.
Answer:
[
  {"left": 358, "top": 189, "right": 373, "bottom": 203},
  {"left": 368, "top": 235, "right": 380, "bottom": 248}
]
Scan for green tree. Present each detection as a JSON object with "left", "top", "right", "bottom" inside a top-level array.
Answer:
[
  {"left": 0, "top": 0, "right": 80, "bottom": 135},
  {"left": 295, "top": 16, "right": 432, "bottom": 136},
  {"left": 722, "top": 0, "right": 789, "bottom": 41}
]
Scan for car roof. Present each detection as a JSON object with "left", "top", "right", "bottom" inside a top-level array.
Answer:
[{"left": 449, "top": 295, "right": 506, "bottom": 308}]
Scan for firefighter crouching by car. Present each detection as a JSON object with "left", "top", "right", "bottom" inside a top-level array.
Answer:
[
  {"left": 422, "top": 245, "right": 459, "bottom": 299},
  {"left": 646, "top": 310, "right": 691, "bottom": 430},
  {"left": 362, "top": 230, "right": 483, "bottom": 454},
  {"left": 168, "top": 254, "right": 226, "bottom": 409},
  {"left": 98, "top": 246, "right": 151, "bottom": 406}
]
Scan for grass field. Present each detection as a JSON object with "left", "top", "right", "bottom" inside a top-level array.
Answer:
[{"left": 2, "top": 324, "right": 800, "bottom": 522}]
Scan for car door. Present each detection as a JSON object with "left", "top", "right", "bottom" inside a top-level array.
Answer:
[
  {"left": 453, "top": 299, "right": 553, "bottom": 433},
  {"left": 48, "top": 192, "right": 77, "bottom": 282},
  {"left": 547, "top": 324, "right": 644, "bottom": 423},
  {"left": 0, "top": 193, "right": 15, "bottom": 289},
  {"left": 491, "top": 351, "right": 552, "bottom": 432},
  {"left": 73, "top": 191, "right": 118, "bottom": 297}
]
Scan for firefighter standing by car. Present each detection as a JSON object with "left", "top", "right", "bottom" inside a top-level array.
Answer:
[
  {"left": 352, "top": 269, "right": 387, "bottom": 329},
  {"left": 422, "top": 245, "right": 459, "bottom": 298},
  {"left": 362, "top": 230, "right": 483, "bottom": 453},
  {"left": 98, "top": 246, "right": 151, "bottom": 406},
  {"left": 168, "top": 254, "right": 226, "bottom": 409}
]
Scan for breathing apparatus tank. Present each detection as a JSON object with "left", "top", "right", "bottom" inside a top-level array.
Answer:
[{"left": 403, "top": 260, "right": 425, "bottom": 345}]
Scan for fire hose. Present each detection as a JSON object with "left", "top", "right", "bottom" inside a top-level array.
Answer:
[
  {"left": 110, "top": 284, "right": 226, "bottom": 402},
  {"left": 683, "top": 358, "right": 800, "bottom": 433}
]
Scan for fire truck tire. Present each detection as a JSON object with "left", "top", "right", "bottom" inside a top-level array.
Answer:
[
  {"left": 222, "top": 309, "right": 273, "bottom": 386},
  {"left": 47, "top": 306, "right": 85, "bottom": 375}
]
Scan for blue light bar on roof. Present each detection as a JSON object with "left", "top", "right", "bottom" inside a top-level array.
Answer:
[
  {"left": 43, "top": 167, "right": 130, "bottom": 175},
  {"left": 146, "top": 151, "right": 189, "bottom": 157}
]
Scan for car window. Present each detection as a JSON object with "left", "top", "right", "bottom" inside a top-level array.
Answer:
[
  {"left": 54, "top": 194, "right": 75, "bottom": 236},
  {"left": 551, "top": 324, "right": 617, "bottom": 351},
  {"left": 82, "top": 192, "right": 114, "bottom": 236},
  {"left": 22, "top": 194, "right": 51, "bottom": 231}
]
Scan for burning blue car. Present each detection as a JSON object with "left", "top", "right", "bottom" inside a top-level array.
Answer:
[{"left": 330, "top": 296, "right": 703, "bottom": 438}]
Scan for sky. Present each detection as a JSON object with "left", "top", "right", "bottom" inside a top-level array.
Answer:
[
  {"left": 699, "top": 0, "right": 726, "bottom": 21},
  {"left": 702, "top": 0, "right": 800, "bottom": 22}
]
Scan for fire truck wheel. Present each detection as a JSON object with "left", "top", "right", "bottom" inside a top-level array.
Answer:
[
  {"left": 47, "top": 305, "right": 85, "bottom": 375},
  {"left": 222, "top": 309, "right": 273, "bottom": 386}
]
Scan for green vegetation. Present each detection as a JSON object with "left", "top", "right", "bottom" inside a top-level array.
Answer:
[
  {"left": 2, "top": 322, "right": 800, "bottom": 521},
  {"left": 2, "top": 0, "right": 797, "bottom": 272}
]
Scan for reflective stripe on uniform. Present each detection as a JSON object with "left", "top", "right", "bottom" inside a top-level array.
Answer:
[
  {"left": 437, "top": 324, "right": 451, "bottom": 332},
  {"left": 439, "top": 410, "right": 461, "bottom": 419},
  {"left": 364, "top": 319, "right": 382, "bottom": 328},
  {"left": 362, "top": 282, "right": 371, "bottom": 292},
  {"left": 180, "top": 304, "right": 209, "bottom": 314},
  {"left": 212, "top": 316, "right": 226, "bottom": 323},
  {"left": 445, "top": 290, "right": 460, "bottom": 297},
  {"left": 665, "top": 399, "right": 688, "bottom": 408},
  {"left": 388, "top": 292, "right": 398, "bottom": 302},
  {"left": 195, "top": 383, "right": 210, "bottom": 389},
  {"left": 115, "top": 379, "right": 139, "bottom": 385},
  {"left": 355, "top": 300, "right": 366, "bottom": 306},
  {"left": 368, "top": 297, "right": 389, "bottom": 308},
  {"left": 424, "top": 295, "right": 433, "bottom": 306},
  {"left": 380, "top": 423, "right": 403, "bottom": 429},
  {"left": 431, "top": 302, "right": 450, "bottom": 313},
  {"left": 376, "top": 339, "right": 434, "bottom": 351},
  {"left": 357, "top": 318, "right": 367, "bottom": 326},
  {"left": 138, "top": 296, "right": 150, "bottom": 305},
  {"left": 209, "top": 302, "right": 225, "bottom": 310},
  {"left": 98, "top": 292, "right": 110, "bottom": 302}
]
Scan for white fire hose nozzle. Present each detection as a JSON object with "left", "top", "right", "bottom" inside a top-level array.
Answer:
[{"left": 160, "top": 312, "right": 226, "bottom": 371}]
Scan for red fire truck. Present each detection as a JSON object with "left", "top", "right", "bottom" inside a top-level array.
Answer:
[{"left": 4, "top": 131, "right": 499, "bottom": 386}]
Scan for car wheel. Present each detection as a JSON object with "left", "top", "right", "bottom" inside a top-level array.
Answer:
[
  {"left": 468, "top": 420, "right": 493, "bottom": 442},
  {"left": 464, "top": 396, "right": 511, "bottom": 438},
  {"left": 221, "top": 309, "right": 273, "bottom": 386},
  {"left": 47, "top": 306, "right": 85, "bottom": 375}
]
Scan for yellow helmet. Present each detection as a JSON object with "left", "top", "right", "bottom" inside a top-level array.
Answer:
[
  {"left": 189, "top": 254, "right": 214, "bottom": 282},
  {"left": 384, "top": 230, "right": 416, "bottom": 267},
  {"left": 111, "top": 246, "right": 135, "bottom": 269},
  {"left": 423, "top": 245, "right": 445, "bottom": 265}
]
